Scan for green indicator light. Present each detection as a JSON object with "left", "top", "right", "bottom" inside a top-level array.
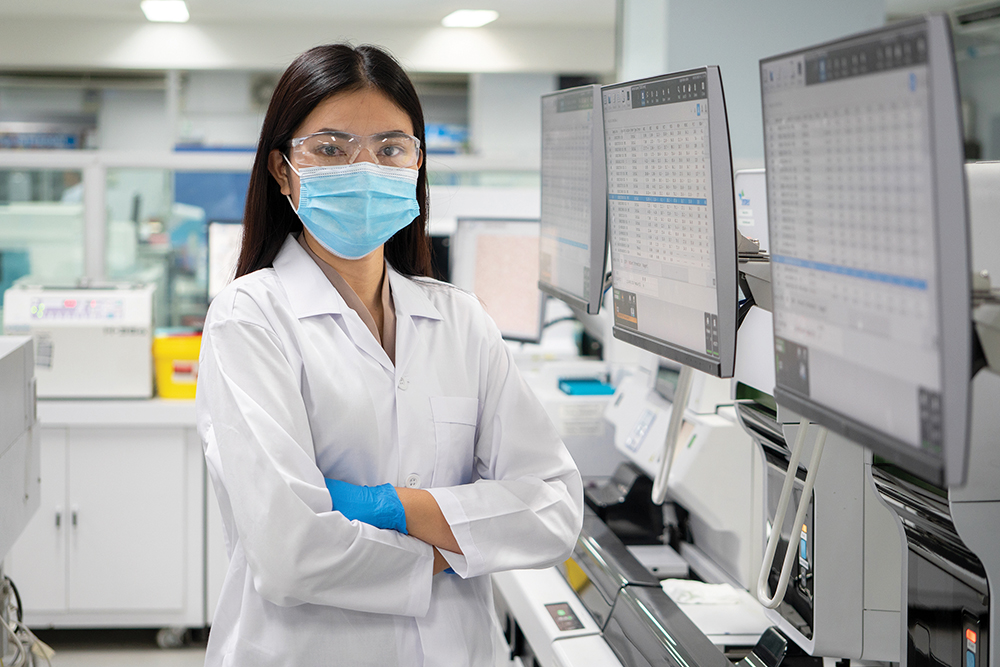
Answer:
[{"left": 558, "top": 610, "right": 566, "bottom": 616}]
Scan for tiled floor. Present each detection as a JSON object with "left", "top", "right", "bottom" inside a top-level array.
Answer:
[{"left": 29, "top": 629, "right": 206, "bottom": 667}]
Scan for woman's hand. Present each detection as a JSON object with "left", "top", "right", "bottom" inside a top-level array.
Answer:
[
  {"left": 324, "top": 479, "right": 408, "bottom": 534},
  {"left": 324, "top": 479, "right": 463, "bottom": 569}
]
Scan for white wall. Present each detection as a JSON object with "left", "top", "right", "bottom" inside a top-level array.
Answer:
[
  {"left": 469, "top": 73, "right": 557, "bottom": 162},
  {"left": 98, "top": 89, "right": 171, "bottom": 152},
  {"left": 618, "top": 0, "right": 886, "bottom": 166},
  {"left": 618, "top": 0, "right": 669, "bottom": 82},
  {"left": 179, "top": 71, "right": 264, "bottom": 148},
  {"left": 958, "top": 53, "right": 1000, "bottom": 159},
  {"left": 0, "top": 88, "right": 87, "bottom": 116}
]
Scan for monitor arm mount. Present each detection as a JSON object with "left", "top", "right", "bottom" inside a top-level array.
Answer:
[
  {"left": 737, "top": 230, "right": 771, "bottom": 327},
  {"left": 972, "top": 269, "right": 1000, "bottom": 377}
]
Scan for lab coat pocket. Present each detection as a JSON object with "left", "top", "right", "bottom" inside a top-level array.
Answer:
[{"left": 430, "top": 396, "right": 479, "bottom": 486}]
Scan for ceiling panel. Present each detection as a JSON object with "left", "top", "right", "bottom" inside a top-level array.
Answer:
[{"left": 0, "top": 0, "right": 616, "bottom": 27}]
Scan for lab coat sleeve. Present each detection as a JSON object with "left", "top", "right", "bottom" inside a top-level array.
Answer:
[
  {"left": 426, "top": 321, "right": 584, "bottom": 578},
  {"left": 198, "top": 299, "right": 435, "bottom": 616}
]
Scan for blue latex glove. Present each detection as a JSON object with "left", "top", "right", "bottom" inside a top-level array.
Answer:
[{"left": 324, "top": 478, "right": 408, "bottom": 535}]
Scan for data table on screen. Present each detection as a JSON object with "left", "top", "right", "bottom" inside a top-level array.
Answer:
[
  {"left": 539, "top": 86, "right": 607, "bottom": 312},
  {"left": 760, "top": 17, "right": 970, "bottom": 483},
  {"left": 603, "top": 72, "right": 725, "bottom": 363}
]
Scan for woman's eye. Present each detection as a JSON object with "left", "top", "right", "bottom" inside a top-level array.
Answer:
[
  {"left": 380, "top": 145, "right": 403, "bottom": 157},
  {"left": 317, "top": 144, "right": 345, "bottom": 157}
]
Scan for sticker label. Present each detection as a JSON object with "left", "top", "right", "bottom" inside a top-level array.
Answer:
[{"left": 172, "top": 361, "right": 199, "bottom": 385}]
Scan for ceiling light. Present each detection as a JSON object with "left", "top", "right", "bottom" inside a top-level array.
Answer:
[
  {"left": 141, "top": 0, "right": 190, "bottom": 23},
  {"left": 441, "top": 9, "right": 499, "bottom": 28}
]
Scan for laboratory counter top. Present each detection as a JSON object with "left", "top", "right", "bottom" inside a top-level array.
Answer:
[{"left": 37, "top": 398, "right": 197, "bottom": 427}]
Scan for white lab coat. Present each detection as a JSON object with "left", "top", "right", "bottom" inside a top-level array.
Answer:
[{"left": 196, "top": 234, "right": 584, "bottom": 667}]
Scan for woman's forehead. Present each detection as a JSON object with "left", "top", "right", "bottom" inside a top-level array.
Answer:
[{"left": 296, "top": 88, "right": 413, "bottom": 137}]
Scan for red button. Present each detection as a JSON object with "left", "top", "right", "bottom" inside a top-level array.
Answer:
[{"left": 967, "top": 629, "right": 977, "bottom": 644}]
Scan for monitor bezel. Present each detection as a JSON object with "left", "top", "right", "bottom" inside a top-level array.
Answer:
[
  {"left": 451, "top": 216, "right": 546, "bottom": 344},
  {"left": 602, "top": 66, "right": 739, "bottom": 378},
  {"left": 759, "top": 14, "right": 972, "bottom": 487},
  {"left": 538, "top": 84, "right": 609, "bottom": 315}
]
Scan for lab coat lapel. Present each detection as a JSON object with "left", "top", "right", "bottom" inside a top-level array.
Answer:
[
  {"left": 272, "top": 234, "right": 394, "bottom": 372},
  {"left": 272, "top": 234, "right": 346, "bottom": 319},
  {"left": 386, "top": 267, "right": 443, "bottom": 381}
]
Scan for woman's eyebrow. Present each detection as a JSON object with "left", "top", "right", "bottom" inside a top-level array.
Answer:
[{"left": 312, "top": 128, "right": 409, "bottom": 135}]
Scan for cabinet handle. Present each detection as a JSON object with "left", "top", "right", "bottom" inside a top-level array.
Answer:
[
  {"left": 55, "top": 511, "right": 61, "bottom": 528},
  {"left": 72, "top": 511, "right": 78, "bottom": 527}
]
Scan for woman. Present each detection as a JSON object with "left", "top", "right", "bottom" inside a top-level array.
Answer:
[{"left": 196, "top": 43, "right": 583, "bottom": 666}]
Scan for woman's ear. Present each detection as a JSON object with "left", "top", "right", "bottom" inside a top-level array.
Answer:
[{"left": 268, "top": 149, "right": 293, "bottom": 196}]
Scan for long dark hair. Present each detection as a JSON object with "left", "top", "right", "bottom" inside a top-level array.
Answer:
[{"left": 236, "top": 44, "right": 433, "bottom": 279}]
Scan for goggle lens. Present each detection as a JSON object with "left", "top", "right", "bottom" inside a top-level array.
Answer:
[{"left": 292, "top": 131, "right": 420, "bottom": 168}]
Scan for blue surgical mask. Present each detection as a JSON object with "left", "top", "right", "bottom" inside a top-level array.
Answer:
[{"left": 284, "top": 159, "right": 420, "bottom": 260}]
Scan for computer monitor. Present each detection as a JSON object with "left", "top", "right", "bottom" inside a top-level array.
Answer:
[
  {"left": 760, "top": 14, "right": 971, "bottom": 487},
  {"left": 450, "top": 218, "right": 545, "bottom": 343},
  {"left": 539, "top": 84, "right": 608, "bottom": 314},
  {"left": 602, "top": 67, "right": 738, "bottom": 377},
  {"left": 208, "top": 221, "right": 243, "bottom": 300}
]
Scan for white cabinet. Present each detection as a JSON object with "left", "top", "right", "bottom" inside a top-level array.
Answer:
[
  {"left": 7, "top": 428, "right": 67, "bottom": 612},
  {"left": 4, "top": 402, "right": 204, "bottom": 628}
]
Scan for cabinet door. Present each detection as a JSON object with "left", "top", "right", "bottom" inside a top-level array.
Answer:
[
  {"left": 66, "top": 427, "right": 187, "bottom": 612},
  {"left": 4, "top": 428, "right": 68, "bottom": 612}
]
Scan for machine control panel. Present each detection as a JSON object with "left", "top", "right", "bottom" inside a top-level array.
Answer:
[
  {"left": 545, "top": 602, "right": 585, "bottom": 631},
  {"left": 963, "top": 620, "right": 979, "bottom": 667},
  {"left": 29, "top": 296, "right": 125, "bottom": 321}
]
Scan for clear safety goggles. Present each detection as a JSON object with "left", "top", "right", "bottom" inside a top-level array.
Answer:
[{"left": 288, "top": 131, "right": 422, "bottom": 169}]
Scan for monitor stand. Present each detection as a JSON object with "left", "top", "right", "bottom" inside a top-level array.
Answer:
[{"left": 872, "top": 336, "right": 999, "bottom": 667}]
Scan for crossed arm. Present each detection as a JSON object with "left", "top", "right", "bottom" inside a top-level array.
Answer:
[
  {"left": 324, "top": 477, "right": 461, "bottom": 574},
  {"left": 395, "top": 487, "right": 463, "bottom": 574}
]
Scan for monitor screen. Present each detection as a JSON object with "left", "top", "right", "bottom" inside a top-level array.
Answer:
[
  {"left": 539, "top": 84, "right": 608, "bottom": 314},
  {"left": 760, "top": 15, "right": 971, "bottom": 487},
  {"left": 208, "top": 221, "right": 243, "bottom": 300},
  {"left": 602, "top": 67, "right": 738, "bottom": 377},
  {"left": 450, "top": 218, "right": 545, "bottom": 343}
]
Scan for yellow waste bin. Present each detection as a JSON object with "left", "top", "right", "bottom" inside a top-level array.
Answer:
[{"left": 153, "top": 332, "right": 202, "bottom": 399}]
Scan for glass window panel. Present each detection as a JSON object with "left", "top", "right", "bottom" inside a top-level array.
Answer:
[
  {"left": 106, "top": 168, "right": 249, "bottom": 329},
  {"left": 0, "top": 169, "right": 85, "bottom": 322},
  {"left": 106, "top": 168, "right": 174, "bottom": 328}
]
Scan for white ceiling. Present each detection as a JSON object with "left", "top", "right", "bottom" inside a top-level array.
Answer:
[
  {"left": 0, "top": 0, "right": 616, "bottom": 27},
  {"left": 1, "top": 0, "right": 997, "bottom": 75},
  {"left": 2, "top": 0, "right": 993, "bottom": 27}
]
